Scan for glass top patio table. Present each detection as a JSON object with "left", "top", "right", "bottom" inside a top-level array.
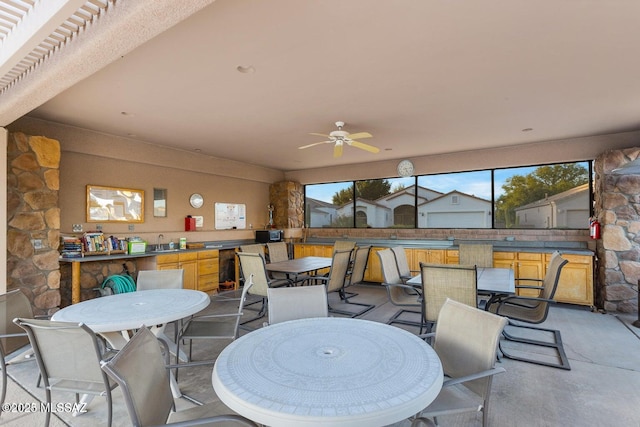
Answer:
[
  {"left": 212, "top": 317, "right": 443, "bottom": 427},
  {"left": 265, "top": 256, "right": 333, "bottom": 274}
]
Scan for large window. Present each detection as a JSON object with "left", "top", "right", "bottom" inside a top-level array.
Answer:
[
  {"left": 305, "top": 182, "right": 354, "bottom": 228},
  {"left": 494, "top": 163, "right": 590, "bottom": 229},
  {"left": 304, "top": 161, "right": 591, "bottom": 230},
  {"left": 416, "top": 171, "right": 492, "bottom": 228}
]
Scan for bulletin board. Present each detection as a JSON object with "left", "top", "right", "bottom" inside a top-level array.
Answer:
[{"left": 215, "top": 203, "right": 246, "bottom": 230}]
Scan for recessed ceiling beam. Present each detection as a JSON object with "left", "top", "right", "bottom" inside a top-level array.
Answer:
[{"left": 0, "top": 0, "right": 87, "bottom": 79}]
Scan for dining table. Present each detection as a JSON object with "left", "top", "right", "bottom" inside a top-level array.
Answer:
[
  {"left": 266, "top": 256, "right": 333, "bottom": 284},
  {"left": 406, "top": 266, "right": 515, "bottom": 307},
  {"left": 52, "top": 288, "right": 210, "bottom": 398},
  {"left": 212, "top": 317, "right": 443, "bottom": 427}
]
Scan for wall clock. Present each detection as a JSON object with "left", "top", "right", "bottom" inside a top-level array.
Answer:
[
  {"left": 397, "top": 159, "right": 414, "bottom": 177},
  {"left": 189, "top": 193, "right": 204, "bottom": 209}
]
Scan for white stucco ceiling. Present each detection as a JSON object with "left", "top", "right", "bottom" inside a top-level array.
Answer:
[{"left": 3, "top": 0, "right": 640, "bottom": 171}]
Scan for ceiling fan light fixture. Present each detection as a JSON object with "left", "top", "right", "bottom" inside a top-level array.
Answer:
[{"left": 299, "top": 121, "right": 378, "bottom": 158}]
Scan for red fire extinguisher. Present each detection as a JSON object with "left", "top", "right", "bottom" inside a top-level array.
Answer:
[{"left": 590, "top": 218, "right": 601, "bottom": 240}]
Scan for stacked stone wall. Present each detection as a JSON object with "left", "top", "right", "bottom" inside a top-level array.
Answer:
[
  {"left": 7, "top": 132, "right": 61, "bottom": 315},
  {"left": 596, "top": 148, "right": 640, "bottom": 313},
  {"left": 269, "top": 181, "right": 304, "bottom": 229}
]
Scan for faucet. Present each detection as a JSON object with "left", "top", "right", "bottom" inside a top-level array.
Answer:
[{"left": 156, "top": 234, "right": 164, "bottom": 251}]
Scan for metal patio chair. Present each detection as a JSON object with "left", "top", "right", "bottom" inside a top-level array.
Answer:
[
  {"left": 486, "top": 251, "right": 571, "bottom": 370},
  {"left": 378, "top": 248, "right": 423, "bottom": 328},
  {"left": 13, "top": 318, "right": 117, "bottom": 427},
  {"left": 101, "top": 327, "right": 259, "bottom": 427},
  {"left": 412, "top": 298, "right": 508, "bottom": 427}
]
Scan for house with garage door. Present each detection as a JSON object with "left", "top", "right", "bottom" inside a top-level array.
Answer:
[{"left": 514, "top": 183, "right": 590, "bottom": 229}]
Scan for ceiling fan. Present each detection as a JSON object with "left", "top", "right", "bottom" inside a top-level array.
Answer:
[{"left": 299, "top": 121, "right": 380, "bottom": 158}]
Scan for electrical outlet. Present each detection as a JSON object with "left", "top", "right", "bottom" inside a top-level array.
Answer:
[
  {"left": 72, "top": 224, "right": 83, "bottom": 232},
  {"left": 128, "top": 224, "right": 135, "bottom": 231},
  {"left": 31, "top": 239, "right": 43, "bottom": 250},
  {"left": 96, "top": 224, "right": 102, "bottom": 231}
]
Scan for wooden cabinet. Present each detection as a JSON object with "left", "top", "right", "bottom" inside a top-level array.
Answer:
[
  {"left": 492, "top": 252, "right": 544, "bottom": 297},
  {"left": 412, "top": 248, "right": 446, "bottom": 267},
  {"left": 493, "top": 251, "right": 593, "bottom": 306},
  {"left": 492, "top": 251, "right": 515, "bottom": 269},
  {"left": 293, "top": 244, "right": 333, "bottom": 276},
  {"left": 364, "top": 247, "right": 386, "bottom": 282},
  {"left": 197, "top": 250, "right": 219, "bottom": 293},
  {"left": 142, "top": 252, "right": 199, "bottom": 291},
  {"left": 294, "top": 244, "right": 333, "bottom": 258},
  {"left": 546, "top": 253, "right": 594, "bottom": 307},
  {"left": 293, "top": 243, "right": 594, "bottom": 307},
  {"left": 515, "top": 252, "right": 545, "bottom": 297},
  {"left": 445, "top": 249, "right": 459, "bottom": 264},
  {"left": 178, "top": 252, "right": 198, "bottom": 290}
]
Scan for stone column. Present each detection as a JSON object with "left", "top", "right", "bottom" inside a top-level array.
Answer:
[
  {"left": 269, "top": 181, "right": 304, "bottom": 229},
  {"left": 7, "top": 132, "right": 61, "bottom": 315},
  {"left": 596, "top": 148, "right": 640, "bottom": 313}
]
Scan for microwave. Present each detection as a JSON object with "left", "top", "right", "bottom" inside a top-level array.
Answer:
[{"left": 255, "top": 229, "right": 283, "bottom": 243}]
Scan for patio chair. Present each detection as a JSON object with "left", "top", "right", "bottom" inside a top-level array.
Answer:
[
  {"left": 333, "top": 240, "right": 356, "bottom": 253},
  {"left": 239, "top": 243, "right": 266, "bottom": 257},
  {"left": 267, "top": 285, "right": 329, "bottom": 325},
  {"left": 392, "top": 246, "right": 420, "bottom": 283},
  {"left": 412, "top": 299, "right": 508, "bottom": 427},
  {"left": 238, "top": 244, "right": 267, "bottom": 290},
  {"left": 420, "top": 263, "right": 478, "bottom": 332},
  {"left": 101, "top": 327, "right": 259, "bottom": 427},
  {"left": 13, "top": 318, "right": 117, "bottom": 427},
  {"left": 487, "top": 251, "right": 571, "bottom": 370},
  {"left": 175, "top": 275, "right": 253, "bottom": 376},
  {"left": 311, "top": 249, "right": 360, "bottom": 317},
  {"left": 136, "top": 269, "right": 184, "bottom": 290},
  {"left": 339, "top": 245, "right": 375, "bottom": 316},
  {"left": 1, "top": 289, "right": 39, "bottom": 411},
  {"left": 378, "top": 248, "right": 423, "bottom": 328},
  {"left": 237, "top": 252, "right": 290, "bottom": 324},
  {"left": 459, "top": 243, "right": 493, "bottom": 267},
  {"left": 267, "top": 241, "right": 310, "bottom": 285},
  {"left": 136, "top": 269, "right": 185, "bottom": 349},
  {"left": 458, "top": 244, "right": 493, "bottom": 307}
]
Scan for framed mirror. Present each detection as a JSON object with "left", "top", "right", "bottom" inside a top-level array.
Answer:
[
  {"left": 86, "top": 185, "right": 144, "bottom": 223},
  {"left": 154, "top": 188, "right": 167, "bottom": 217}
]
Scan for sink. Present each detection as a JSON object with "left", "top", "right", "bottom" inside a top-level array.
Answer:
[{"left": 153, "top": 249, "right": 180, "bottom": 253}]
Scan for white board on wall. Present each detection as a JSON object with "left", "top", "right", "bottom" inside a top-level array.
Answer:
[{"left": 215, "top": 202, "right": 246, "bottom": 229}]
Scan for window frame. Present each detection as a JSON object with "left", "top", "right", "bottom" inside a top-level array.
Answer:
[{"left": 303, "top": 160, "right": 593, "bottom": 230}]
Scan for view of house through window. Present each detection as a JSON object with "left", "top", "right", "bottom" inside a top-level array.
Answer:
[{"left": 304, "top": 161, "right": 591, "bottom": 229}]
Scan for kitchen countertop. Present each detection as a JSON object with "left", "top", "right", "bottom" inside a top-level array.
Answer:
[
  {"left": 59, "top": 237, "right": 594, "bottom": 262},
  {"left": 299, "top": 238, "right": 594, "bottom": 256},
  {"left": 59, "top": 239, "right": 255, "bottom": 262}
]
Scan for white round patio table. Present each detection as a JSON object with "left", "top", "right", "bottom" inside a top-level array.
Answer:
[
  {"left": 52, "top": 288, "right": 210, "bottom": 399},
  {"left": 52, "top": 288, "right": 209, "bottom": 332},
  {"left": 212, "top": 317, "right": 443, "bottom": 427}
]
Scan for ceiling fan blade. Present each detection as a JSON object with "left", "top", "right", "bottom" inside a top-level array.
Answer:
[
  {"left": 347, "top": 132, "right": 372, "bottom": 140},
  {"left": 334, "top": 143, "right": 343, "bottom": 158},
  {"left": 309, "top": 132, "right": 331, "bottom": 138},
  {"left": 350, "top": 140, "right": 380, "bottom": 153},
  {"left": 298, "top": 141, "right": 332, "bottom": 149}
]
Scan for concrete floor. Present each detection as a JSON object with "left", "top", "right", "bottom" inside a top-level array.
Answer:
[{"left": 2, "top": 283, "right": 640, "bottom": 427}]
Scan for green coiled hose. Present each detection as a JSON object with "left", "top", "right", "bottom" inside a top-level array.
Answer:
[{"left": 101, "top": 274, "right": 137, "bottom": 294}]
